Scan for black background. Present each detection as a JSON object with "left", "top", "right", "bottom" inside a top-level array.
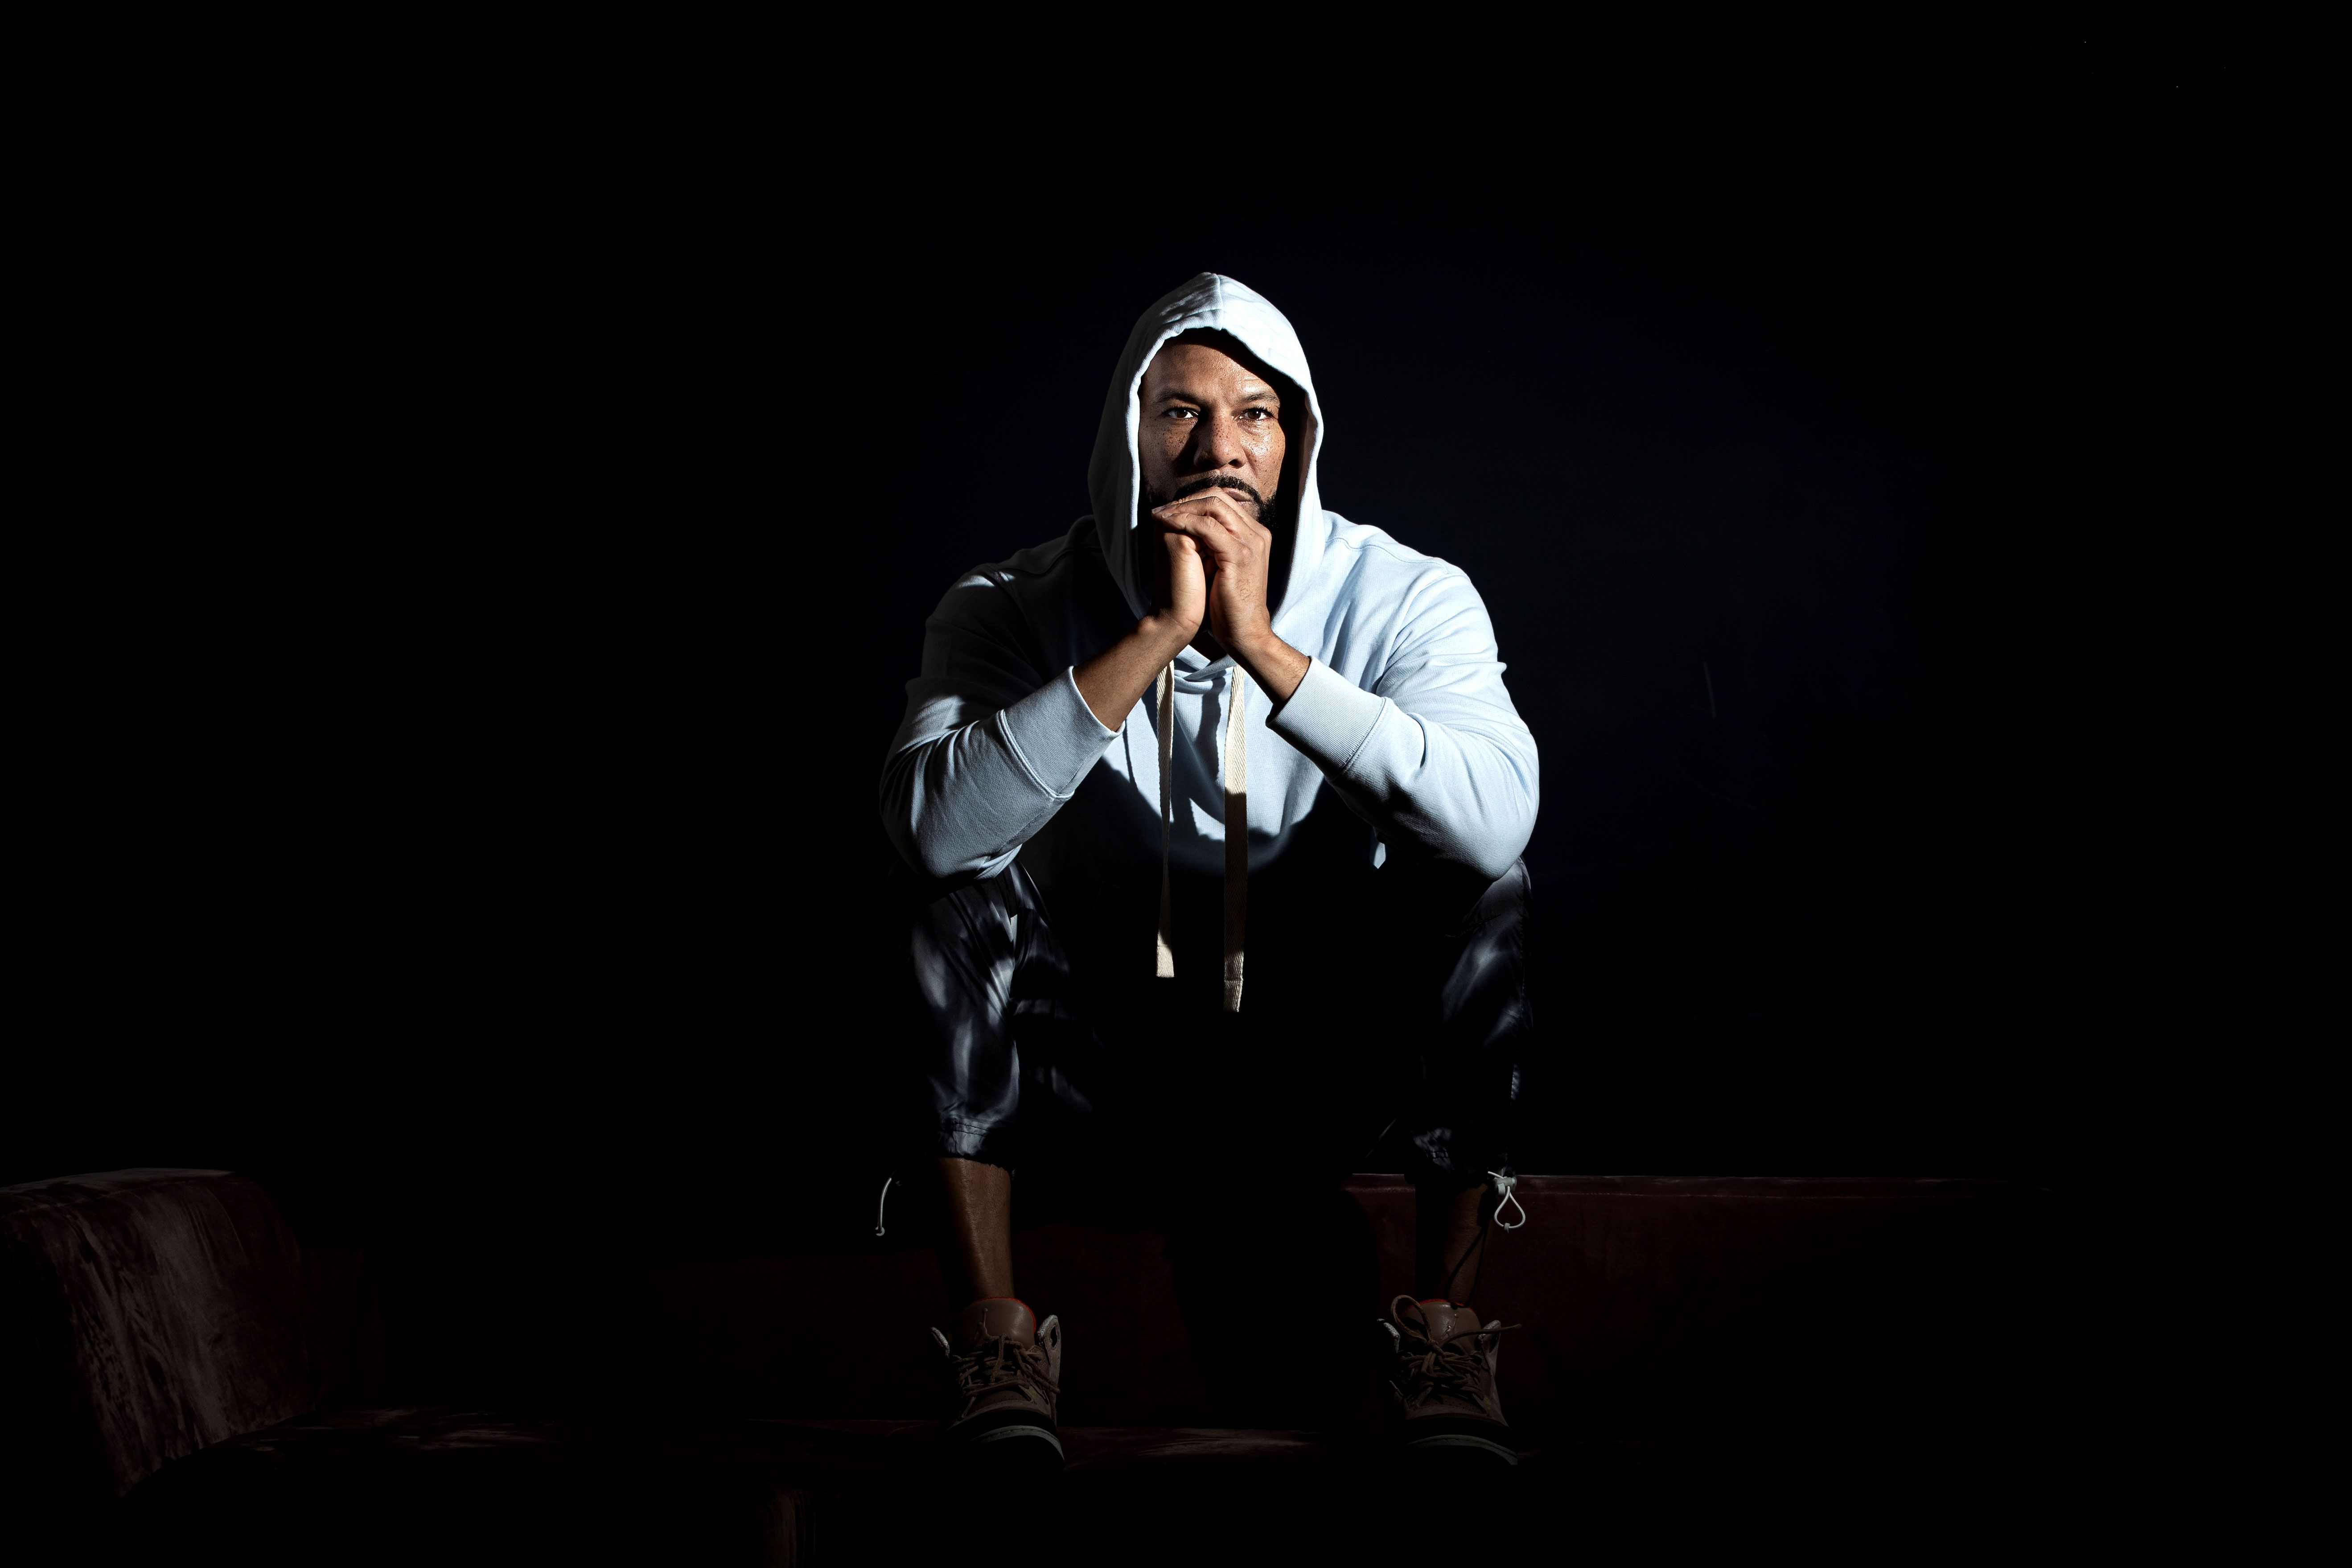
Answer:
[{"left": 12, "top": 42, "right": 2266, "bottom": 1285}]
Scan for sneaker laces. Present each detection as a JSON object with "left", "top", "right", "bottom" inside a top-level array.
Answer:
[
  {"left": 1388, "top": 1294, "right": 1519, "bottom": 1403},
  {"left": 949, "top": 1334, "right": 1060, "bottom": 1414}
]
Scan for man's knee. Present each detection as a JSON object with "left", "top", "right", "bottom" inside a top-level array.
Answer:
[
  {"left": 1382, "top": 855, "right": 1530, "bottom": 941},
  {"left": 1467, "top": 858, "right": 1531, "bottom": 930},
  {"left": 905, "top": 864, "right": 1056, "bottom": 991}
]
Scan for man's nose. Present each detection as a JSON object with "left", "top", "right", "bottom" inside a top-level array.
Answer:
[{"left": 1184, "top": 412, "right": 1250, "bottom": 470}]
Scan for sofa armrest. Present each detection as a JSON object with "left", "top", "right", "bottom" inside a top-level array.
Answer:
[{"left": 0, "top": 1167, "right": 363, "bottom": 1534}]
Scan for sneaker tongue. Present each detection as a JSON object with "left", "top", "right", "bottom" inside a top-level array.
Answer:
[
  {"left": 954, "top": 1297, "right": 1037, "bottom": 1350},
  {"left": 1414, "top": 1300, "right": 1482, "bottom": 1341}
]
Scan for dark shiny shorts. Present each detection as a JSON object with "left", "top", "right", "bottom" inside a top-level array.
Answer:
[{"left": 899, "top": 813, "right": 1530, "bottom": 1186}]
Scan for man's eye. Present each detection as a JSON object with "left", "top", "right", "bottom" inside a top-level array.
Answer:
[{"left": 1164, "top": 408, "right": 1198, "bottom": 420}]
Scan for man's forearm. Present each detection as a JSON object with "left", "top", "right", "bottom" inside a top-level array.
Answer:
[
  {"left": 1077, "top": 619, "right": 1312, "bottom": 731},
  {"left": 1227, "top": 632, "right": 1310, "bottom": 706},
  {"left": 1073, "top": 613, "right": 1197, "bottom": 730}
]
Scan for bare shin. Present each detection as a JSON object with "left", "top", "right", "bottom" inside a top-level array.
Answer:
[
  {"left": 936, "top": 1156, "right": 1016, "bottom": 1310},
  {"left": 1415, "top": 1179, "right": 1492, "bottom": 1309}
]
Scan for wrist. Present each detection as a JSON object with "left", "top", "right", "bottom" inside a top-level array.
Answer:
[
  {"left": 1227, "top": 627, "right": 1280, "bottom": 663},
  {"left": 1136, "top": 611, "right": 1199, "bottom": 655},
  {"left": 1229, "top": 629, "right": 1309, "bottom": 700}
]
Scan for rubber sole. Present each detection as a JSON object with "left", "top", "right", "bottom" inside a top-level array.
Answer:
[
  {"left": 934, "top": 1424, "right": 1066, "bottom": 1480},
  {"left": 967, "top": 1423, "right": 1065, "bottom": 1459},
  {"left": 1405, "top": 1432, "right": 1520, "bottom": 1465}
]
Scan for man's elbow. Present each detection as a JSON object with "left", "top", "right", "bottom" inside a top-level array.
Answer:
[
  {"left": 1454, "top": 799, "right": 1535, "bottom": 884},
  {"left": 879, "top": 801, "right": 959, "bottom": 882},
  {"left": 1418, "top": 737, "right": 1537, "bottom": 882},
  {"left": 917, "top": 846, "right": 997, "bottom": 882},
  {"left": 1398, "top": 827, "right": 1521, "bottom": 885},
  {"left": 892, "top": 824, "right": 1008, "bottom": 884},
  {"left": 1459, "top": 837, "right": 1528, "bottom": 885}
]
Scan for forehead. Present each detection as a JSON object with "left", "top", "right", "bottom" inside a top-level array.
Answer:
[{"left": 1143, "top": 341, "right": 1280, "bottom": 400}]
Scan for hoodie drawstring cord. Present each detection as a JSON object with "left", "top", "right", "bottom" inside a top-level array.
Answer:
[
  {"left": 1154, "top": 661, "right": 1249, "bottom": 1013},
  {"left": 1221, "top": 665, "right": 1248, "bottom": 1012},
  {"left": 1155, "top": 664, "right": 1176, "bottom": 978},
  {"left": 1488, "top": 1171, "right": 1526, "bottom": 1231}
]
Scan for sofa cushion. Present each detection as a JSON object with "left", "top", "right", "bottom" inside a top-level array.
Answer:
[{"left": 122, "top": 1407, "right": 909, "bottom": 1565}]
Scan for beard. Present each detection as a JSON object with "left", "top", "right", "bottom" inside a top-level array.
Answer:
[{"left": 1141, "top": 473, "right": 1269, "bottom": 522}]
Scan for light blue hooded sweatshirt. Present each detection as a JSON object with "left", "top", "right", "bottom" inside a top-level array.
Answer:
[{"left": 881, "top": 274, "right": 1538, "bottom": 996}]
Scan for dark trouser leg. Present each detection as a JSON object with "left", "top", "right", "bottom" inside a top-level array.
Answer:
[
  {"left": 1393, "top": 856, "right": 1533, "bottom": 1184},
  {"left": 1389, "top": 859, "right": 1533, "bottom": 1303},
  {"left": 904, "top": 864, "right": 1095, "bottom": 1309},
  {"left": 904, "top": 862, "right": 1094, "bottom": 1172}
]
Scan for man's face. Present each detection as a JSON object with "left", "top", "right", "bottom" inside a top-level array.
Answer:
[{"left": 1137, "top": 341, "right": 1287, "bottom": 519}]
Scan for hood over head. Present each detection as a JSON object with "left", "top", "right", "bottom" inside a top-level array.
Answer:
[{"left": 1087, "top": 274, "right": 1327, "bottom": 634}]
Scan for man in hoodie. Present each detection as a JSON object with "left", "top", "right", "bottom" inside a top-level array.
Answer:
[{"left": 881, "top": 275, "right": 1539, "bottom": 1467}]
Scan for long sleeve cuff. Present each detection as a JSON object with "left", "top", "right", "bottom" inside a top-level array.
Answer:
[
  {"left": 1266, "top": 657, "right": 1390, "bottom": 776},
  {"left": 994, "top": 665, "right": 1120, "bottom": 799}
]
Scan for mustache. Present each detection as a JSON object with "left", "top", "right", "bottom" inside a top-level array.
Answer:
[{"left": 1172, "top": 474, "right": 1266, "bottom": 507}]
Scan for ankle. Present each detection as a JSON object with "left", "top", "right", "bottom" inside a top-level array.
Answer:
[{"left": 951, "top": 1296, "right": 1040, "bottom": 1348}]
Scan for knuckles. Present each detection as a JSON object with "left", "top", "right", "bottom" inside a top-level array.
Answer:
[{"left": 1151, "top": 501, "right": 1271, "bottom": 578}]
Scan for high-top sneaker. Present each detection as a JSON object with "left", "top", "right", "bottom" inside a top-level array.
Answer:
[
  {"left": 1379, "top": 1294, "right": 1519, "bottom": 1465},
  {"left": 930, "top": 1297, "right": 1064, "bottom": 1465}
]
